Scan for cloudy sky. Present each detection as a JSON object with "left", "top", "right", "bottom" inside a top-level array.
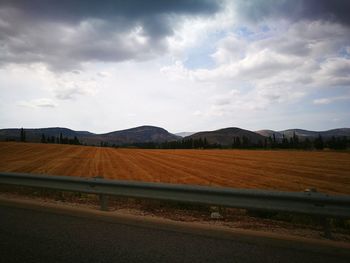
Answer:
[{"left": 1, "top": 0, "right": 350, "bottom": 133}]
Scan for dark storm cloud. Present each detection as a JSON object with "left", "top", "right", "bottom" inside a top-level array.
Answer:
[
  {"left": 236, "top": 0, "right": 350, "bottom": 26},
  {"left": 1, "top": 0, "right": 218, "bottom": 19},
  {"left": 0, "top": 0, "right": 219, "bottom": 37},
  {"left": 0, "top": 0, "right": 220, "bottom": 70}
]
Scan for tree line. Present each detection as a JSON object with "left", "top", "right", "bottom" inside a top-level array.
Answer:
[
  {"left": 111, "top": 133, "right": 349, "bottom": 150},
  {"left": 261, "top": 133, "right": 349, "bottom": 150},
  {"left": 40, "top": 133, "right": 81, "bottom": 145},
  {"left": 15, "top": 128, "right": 349, "bottom": 150},
  {"left": 121, "top": 138, "right": 221, "bottom": 149},
  {"left": 16, "top": 129, "right": 81, "bottom": 145}
]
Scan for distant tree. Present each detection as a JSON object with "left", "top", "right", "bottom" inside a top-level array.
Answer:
[
  {"left": 198, "top": 137, "right": 204, "bottom": 148},
  {"left": 41, "top": 134, "right": 46, "bottom": 143},
  {"left": 327, "top": 136, "right": 347, "bottom": 150},
  {"left": 20, "top": 128, "right": 26, "bottom": 142},
  {"left": 257, "top": 139, "right": 263, "bottom": 148},
  {"left": 203, "top": 137, "right": 208, "bottom": 148},
  {"left": 232, "top": 136, "right": 241, "bottom": 148},
  {"left": 314, "top": 134, "right": 324, "bottom": 150},
  {"left": 302, "top": 138, "right": 312, "bottom": 150},
  {"left": 281, "top": 134, "right": 289, "bottom": 148},
  {"left": 293, "top": 132, "right": 299, "bottom": 147},
  {"left": 73, "top": 136, "right": 80, "bottom": 145},
  {"left": 267, "top": 136, "right": 273, "bottom": 148},
  {"left": 264, "top": 137, "right": 268, "bottom": 149},
  {"left": 242, "top": 136, "right": 249, "bottom": 148},
  {"left": 340, "top": 136, "right": 348, "bottom": 149}
]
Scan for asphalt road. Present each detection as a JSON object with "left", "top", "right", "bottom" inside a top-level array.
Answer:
[{"left": 0, "top": 205, "right": 348, "bottom": 263}]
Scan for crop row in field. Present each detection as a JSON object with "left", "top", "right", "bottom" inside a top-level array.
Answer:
[{"left": 0, "top": 142, "right": 349, "bottom": 194}]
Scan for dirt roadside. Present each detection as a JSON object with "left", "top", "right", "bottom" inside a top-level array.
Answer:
[{"left": 1, "top": 190, "right": 349, "bottom": 245}]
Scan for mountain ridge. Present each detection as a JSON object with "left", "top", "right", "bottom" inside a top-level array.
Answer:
[
  {"left": 175, "top": 132, "right": 196, "bottom": 137},
  {"left": 0, "top": 126, "right": 179, "bottom": 145},
  {"left": 186, "top": 127, "right": 266, "bottom": 146},
  {"left": 255, "top": 128, "right": 350, "bottom": 141},
  {"left": 0, "top": 126, "right": 349, "bottom": 146}
]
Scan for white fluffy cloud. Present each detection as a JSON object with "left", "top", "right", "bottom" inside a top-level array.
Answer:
[
  {"left": 162, "top": 19, "right": 350, "bottom": 117},
  {"left": 18, "top": 98, "right": 58, "bottom": 108},
  {"left": 313, "top": 95, "right": 350, "bottom": 105},
  {"left": 1, "top": 1, "right": 350, "bottom": 132},
  {"left": 0, "top": 1, "right": 220, "bottom": 71}
]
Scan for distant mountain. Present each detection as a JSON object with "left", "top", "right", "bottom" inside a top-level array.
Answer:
[
  {"left": 256, "top": 128, "right": 350, "bottom": 140},
  {"left": 1, "top": 126, "right": 349, "bottom": 146},
  {"left": 186, "top": 127, "right": 265, "bottom": 146},
  {"left": 255, "top": 130, "right": 283, "bottom": 140},
  {"left": 175, "top": 132, "right": 196, "bottom": 137},
  {"left": 0, "top": 126, "right": 179, "bottom": 145},
  {"left": 0, "top": 127, "right": 93, "bottom": 143},
  {"left": 279, "top": 129, "right": 319, "bottom": 138},
  {"left": 98, "top": 126, "right": 180, "bottom": 145},
  {"left": 319, "top": 128, "right": 350, "bottom": 137}
]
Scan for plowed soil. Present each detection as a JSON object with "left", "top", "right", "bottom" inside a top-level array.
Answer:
[{"left": 0, "top": 142, "right": 349, "bottom": 194}]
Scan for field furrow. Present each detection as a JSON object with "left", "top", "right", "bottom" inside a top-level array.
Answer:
[{"left": 0, "top": 142, "right": 349, "bottom": 195}]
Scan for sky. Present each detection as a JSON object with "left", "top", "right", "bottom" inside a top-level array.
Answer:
[{"left": 1, "top": 0, "right": 350, "bottom": 134}]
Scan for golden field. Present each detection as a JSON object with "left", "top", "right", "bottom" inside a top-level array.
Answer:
[{"left": 0, "top": 142, "right": 349, "bottom": 195}]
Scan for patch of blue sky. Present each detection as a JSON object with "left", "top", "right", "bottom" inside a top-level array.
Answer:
[
  {"left": 338, "top": 46, "right": 350, "bottom": 59},
  {"left": 183, "top": 26, "right": 274, "bottom": 70},
  {"left": 259, "top": 24, "right": 270, "bottom": 33},
  {"left": 183, "top": 46, "right": 216, "bottom": 70},
  {"left": 233, "top": 25, "right": 273, "bottom": 41},
  {"left": 311, "top": 86, "right": 350, "bottom": 98},
  {"left": 307, "top": 88, "right": 350, "bottom": 112},
  {"left": 235, "top": 26, "right": 254, "bottom": 38},
  {"left": 183, "top": 31, "right": 227, "bottom": 70},
  {"left": 234, "top": 82, "right": 255, "bottom": 94},
  {"left": 212, "top": 79, "right": 254, "bottom": 95},
  {"left": 275, "top": 96, "right": 348, "bottom": 130}
]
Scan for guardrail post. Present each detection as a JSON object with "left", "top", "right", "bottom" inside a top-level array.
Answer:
[
  {"left": 99, "top": 194, "right": 109, "bottom": 211},
  {"left": 321, "top": 217, "right": 333, "bottom": 239}
]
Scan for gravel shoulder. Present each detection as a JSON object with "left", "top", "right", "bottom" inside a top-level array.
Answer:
[{"left": 1, "top": 191, "right": 349, "bottom": 245}]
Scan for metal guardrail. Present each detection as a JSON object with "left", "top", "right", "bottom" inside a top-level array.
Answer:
[
  {"left": 1, "top": 172, "right": 349, "bottom": 217},
  {"left": 1, "top": 172, "right": 350, "bottom": 238}
]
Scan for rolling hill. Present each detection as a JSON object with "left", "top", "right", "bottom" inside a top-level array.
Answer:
[
  {"left": 254, "top": 130, "right": 284, "bottom": 140},
  {"left": 1, "top": 126, "right": 349, "bottom": 146},
  {"left": 255, "top": 128, "right": 350, "bottom": 141},
  {"left": 98, "top": 126, "right": 180, "bottom": 145},
  {"left": 175, "top": 132, "right": 196, "bottom": 137},
  {"left": 0, "top": 126, "right": 179, "bottom": 146},
  {"left": 0, "top": 127, "right": 93, "bottom": 142},
  {"left": 186, "top": 127, "right": 266, "bottom": 146}
]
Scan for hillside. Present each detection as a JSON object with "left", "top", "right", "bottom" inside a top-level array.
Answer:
[
  {"left": 0, "top": 127, "right": 93, "bottom": 143},
  {"left": 306, "top": 128, "right": 350, "bottom": 138},
  {"left": 255, "top": 130, "right": 283, "bottom": 140},
  {"left": 187, "top": 127, "right": 265, "bottom": 146},
  {"left": 1, "top": 126, "right": 349, "bottom": 147},
  {"left": 175, "top": 132, "right": 196, "bottom": 137},
  {"left": 0, "top": 126, "right": 179, "bottom": 146},
  {"left": 255, "top": 128, "right": 350, "bottom": 140},
  {"left": 99, "top": 126, "right": 180, "bottom": 145}
]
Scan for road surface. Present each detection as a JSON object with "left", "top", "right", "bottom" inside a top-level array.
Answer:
[{"left": 0, "top": 203, "right": 349, "bottom": 263}]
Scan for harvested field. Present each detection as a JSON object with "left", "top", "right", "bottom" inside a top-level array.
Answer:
[{"left": 0, "top": 142, "right": 349, "bottom": 195}]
